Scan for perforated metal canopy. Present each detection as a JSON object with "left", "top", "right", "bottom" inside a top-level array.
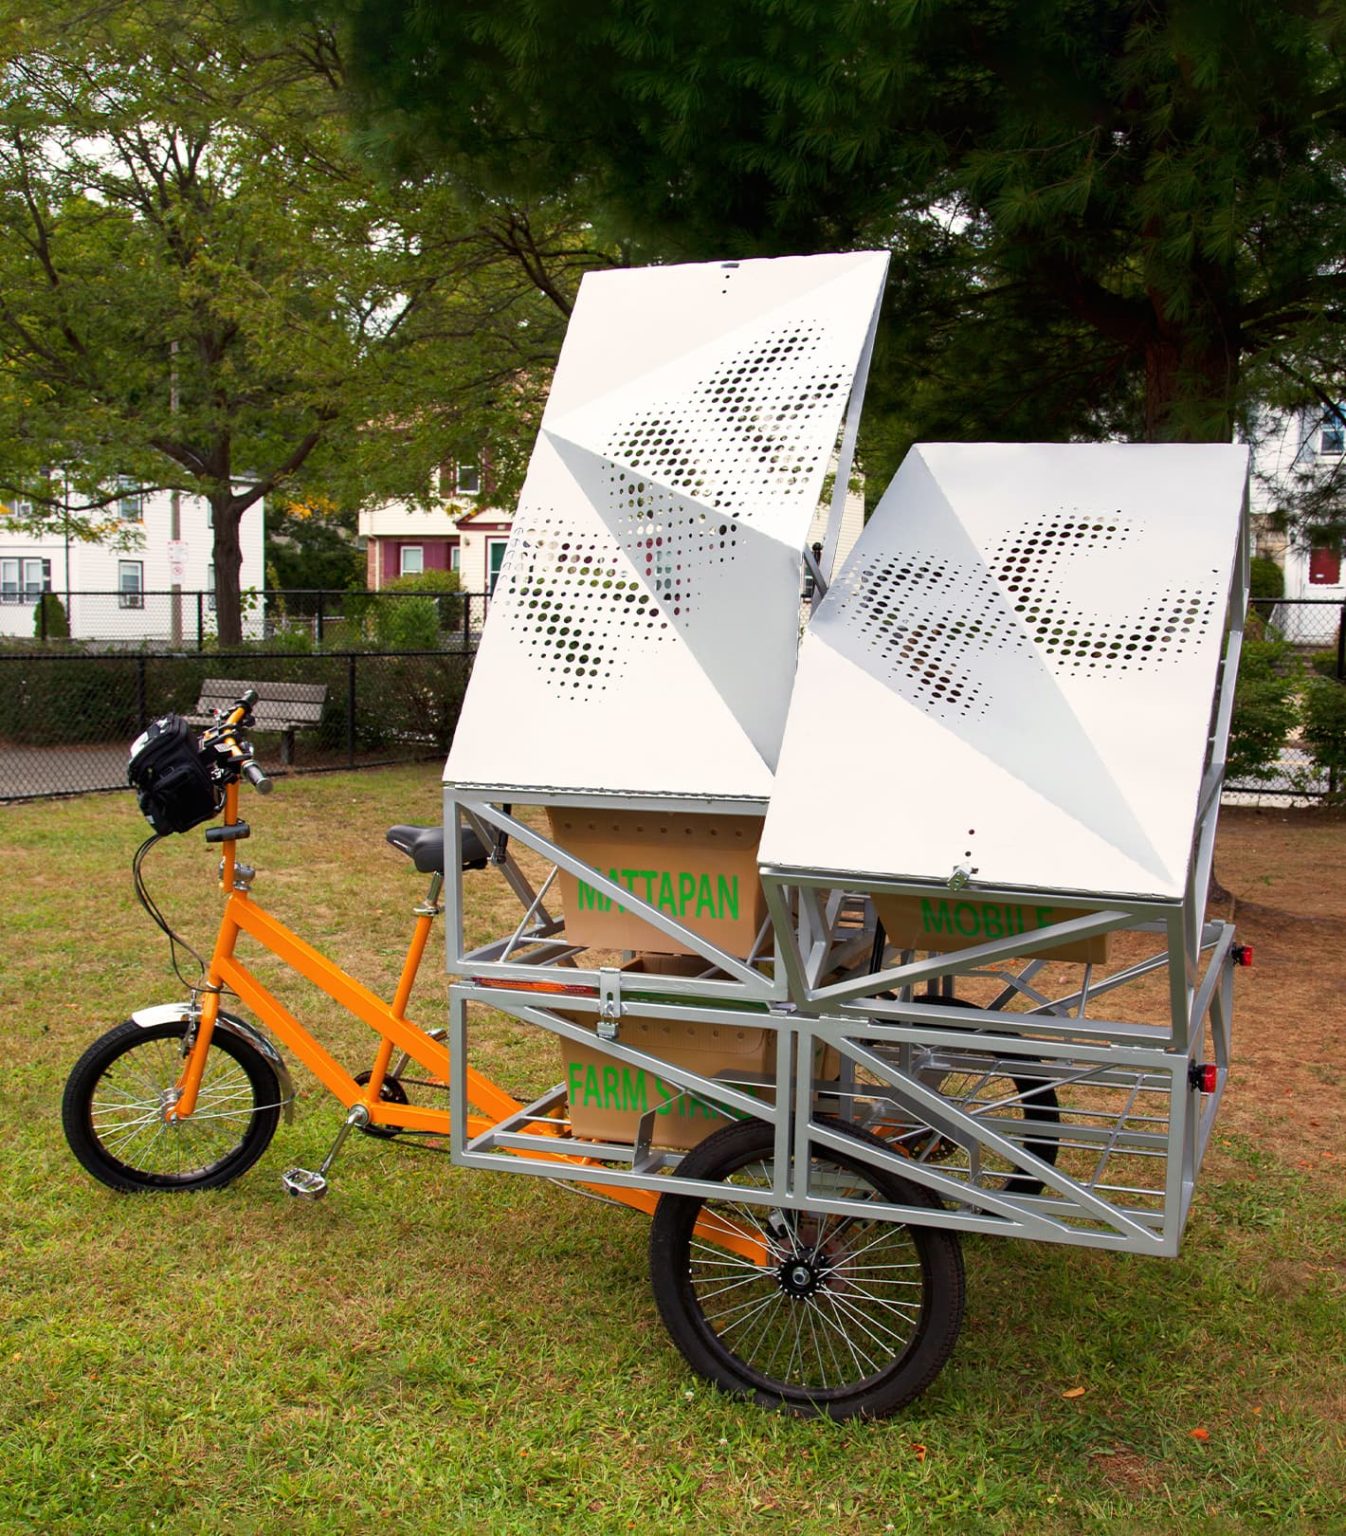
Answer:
[
  {"left": 759, "top": 443, "right": 1250, "bottom": 901},
  {"left": 445, "top": 251, "right": 889, "bottom": 802}
]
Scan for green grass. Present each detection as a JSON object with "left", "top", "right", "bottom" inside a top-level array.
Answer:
[{"left": 3, "top": 768, "right": 1344, "bottom": 1535}]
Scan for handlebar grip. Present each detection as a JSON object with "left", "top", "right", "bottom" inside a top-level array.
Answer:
[
  {"left": 239, "top": 687, "right": 259, "bottom": 708},
  {"left": 242, "top": 760, "right": 273, "bottom": 795}
]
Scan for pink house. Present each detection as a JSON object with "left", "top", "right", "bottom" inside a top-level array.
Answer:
[{"left": 358, "top": 461, "right": 514, "bottom": 594}]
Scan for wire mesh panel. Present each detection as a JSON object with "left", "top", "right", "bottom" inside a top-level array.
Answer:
[
  {"left": 761, "top": 443, "right": 1250, "bottom": 901},
  {"left": 446, "top": 252, "right": 889, "bottom": 803}
]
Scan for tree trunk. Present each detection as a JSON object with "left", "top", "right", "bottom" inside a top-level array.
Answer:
[
  {"left": 211, "top": 494, "right": 245, "bottom": 647},
  {"left": 1142, "top": 309, "right": 1242, "bottom": 905},
  {"left": 1142, "top": 290, "right": 1238, "bottom": 446}
]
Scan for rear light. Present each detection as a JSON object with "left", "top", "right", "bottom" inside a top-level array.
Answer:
[
  {"left": 1232, "top": 945, "right": 1253, "bottom": 967},
  {"left": 1188, "top": 1062, "right": 1218, "bottom": 1094}
]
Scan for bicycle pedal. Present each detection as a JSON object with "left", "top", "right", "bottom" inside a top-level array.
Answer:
[{"left": 282, "top": 1166, "right": 328, "bottom": 1199}]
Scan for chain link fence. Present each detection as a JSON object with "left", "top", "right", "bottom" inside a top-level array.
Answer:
[
  {"left": 0, "top": 649, "right": 473, "bottom": 800},
  {"left": 1225, "top": 597, "right": 1345, "bottom": 799},
  {"left": 5, "top": 592, "right": 1343, "bottom": 804},
  {"left": 0, "top": 587, "right": 490, "bottom": 650}
]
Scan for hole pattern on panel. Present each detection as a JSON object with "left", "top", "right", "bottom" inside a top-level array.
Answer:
[
  {"left": 492, "top": 514, "right": 672, "bottom": 694},
  {"left": 602, "top": 467, "right": 740, "bottom": 625},
  {"left": 841, "top": 550, "right": 1026, "bottom": 718},
  {"left": 603, "top": 325, "right": 849, "bottom": 521},
  {"left": 989, "top": 513, "right": 1219, "bottom": 673}
]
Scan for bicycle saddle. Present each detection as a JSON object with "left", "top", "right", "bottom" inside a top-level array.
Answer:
[{"left": 385, "top": 824, "right": 490, "bottom": 874}]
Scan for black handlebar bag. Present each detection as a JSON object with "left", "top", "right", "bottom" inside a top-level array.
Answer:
[{"left": 127, "top": 715, "right": 222, "bottom": 834}]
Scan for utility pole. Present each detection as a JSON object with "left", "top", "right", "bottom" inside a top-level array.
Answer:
[
  {"left": 61, "top": 466, "right": 72, "bottom": 626},
  {"left": 170, "top": 339, "right": 182, "bottom": 645}
]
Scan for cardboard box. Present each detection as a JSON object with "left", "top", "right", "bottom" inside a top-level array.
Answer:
[
  {"left": 560, "top": 954, "right": 837, "bottom": 1151},
  {"left": 873, "top": 892, "right": 1110, "bottom": 965},
  {"left": 547, "top": 808, "right": 767, "bottom": 956},
  {"left": 564, "top": 1014, "right": 773, "bottom": 1151}
]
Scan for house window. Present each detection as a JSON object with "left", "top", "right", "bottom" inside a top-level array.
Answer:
[
  {"left": 1309, "top": 545, "right": 1342, "bottom": 585},
  {"left": 118, "top": 559, "right": 144, "bottom": 609},
  {"left": 117, "top": 476, "right": 143, "bottom": 521},
  {"left": 4, "top": 558, "right": 51, "bottom": 602},
  {"left": 448, "top": 543, "right": 461, "bottom": 571},
  {"left": 487, "top": 538, "right": 508, "bottom": 595},
  {"left": 23, "top": 558, "right": 50, "bottom": 601},
  {"left": 207, "top": 564, "right": 217, "bottom": 612},
  {"left": 456, "top": 463, "right": 481, "bottom": 496},
  {"left": 400, "top": 544, "right": 424, "bottom": 576}
]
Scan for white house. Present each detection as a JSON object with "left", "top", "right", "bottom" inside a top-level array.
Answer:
[
  {"left": 1252, "top": 409, "right": 1346, "bottom": 591},
  {"left": 0, "top": 481, "right": 265, "bottom": 642}
]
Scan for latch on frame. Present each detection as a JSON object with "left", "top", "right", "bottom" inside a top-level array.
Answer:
[{"left": 597, "top": 967, "right": 622, "bottom": 1042}]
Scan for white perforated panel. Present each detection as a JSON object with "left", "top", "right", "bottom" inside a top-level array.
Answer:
[
  {"left": 760, "top": 443, "right": 1250, "bottom": 901},
  {"left": 446, "top": 252, "right": 889, "bottom": 800}
]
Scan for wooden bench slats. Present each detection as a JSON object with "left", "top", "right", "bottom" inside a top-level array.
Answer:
[
  {"left": 187, "top": 677, "right": 329, "bottom": 766},
  {"left": 194, "top": 678, "right": 327, "bottom": 706}
]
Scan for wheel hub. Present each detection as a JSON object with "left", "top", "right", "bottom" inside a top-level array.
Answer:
[{"left": 777, "top": 1256, "right": 825, "bottom": 1298}]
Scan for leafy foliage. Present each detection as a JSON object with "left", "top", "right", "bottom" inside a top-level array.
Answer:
[
  {"left": 277, "top": 0, "right": 1346, "bottom": 475},
  {"left": 1303, "top": 674, "right": 1346, "bottom": 793},
  {"left": 33, "top": 593, "right": 69, "bottom": 639},
  {"left": 0, "top": 0, "right": 616, "bottom": 642},
  {"left": 1249, "top": 556, "right": 1286, "bottom": 603},
  {"left": 1227, "top": 636, "right": 1301, "bottom": 784}
]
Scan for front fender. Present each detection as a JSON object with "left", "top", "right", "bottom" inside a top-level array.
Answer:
[{"left": 130, "top": 1003, "right": 296, "bottom": 1122}]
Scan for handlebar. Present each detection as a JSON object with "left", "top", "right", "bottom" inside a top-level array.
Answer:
[
  {"left": 201, "top": 689, "right": 273, "bottom": 796},
  {"left": 242, "top": 760, "right": 273, "bottom": 795}
]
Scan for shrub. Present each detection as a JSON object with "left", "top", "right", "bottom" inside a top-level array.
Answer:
[
  {"left": 1303, "top": 675, "right": 1346, "bottom": 793},
  {"left": 375, "top": 596, "right": 441, "bottom": 651},
  {"left": 1227, "top": 637, "right": 1300, "bottom": 784},
  {"left": 380, "top": 568, "right": 464, "bottom": 631},
  {"left": 1249, "top": 555, "right": 1285, "bottom": 602},
  {"left": 33, "top": 593, "right": 70, "bottom": 639}
]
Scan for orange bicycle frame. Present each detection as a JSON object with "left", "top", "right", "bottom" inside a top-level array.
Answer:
[{"left": 162, "top": 782, "right": 760, "bottom": 1241}]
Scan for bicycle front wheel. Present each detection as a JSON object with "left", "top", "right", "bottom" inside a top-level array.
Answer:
[
  {"left": 649, "top": 1117, "right": 965, "bottom": 1420},
  {"left": 63, "top": 1019, "right": 280, "bottom": 1192}
]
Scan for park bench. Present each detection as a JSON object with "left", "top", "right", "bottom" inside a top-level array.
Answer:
[{"left": 188, "top": 677, "right": 327, "bottom": 767}]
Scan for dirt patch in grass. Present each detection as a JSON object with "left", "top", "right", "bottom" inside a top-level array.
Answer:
[
  {"left": 1088, "top": 1446, "right": 1168, "bottom": 1497},
  {"left": 1203, "top": 809, "right": 1346, "bottom": 1171}
]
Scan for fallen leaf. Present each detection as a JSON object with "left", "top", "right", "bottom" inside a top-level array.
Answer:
[
  {"left": 1190, "top": 1426, "right": 1210, "bottom": 1442},
  {"left": 1062, "top": 1386, "right": 1087, "bottom": 1400},
  {"left": 910, "top": 1442, "right": 928, "bottom": 1463}
]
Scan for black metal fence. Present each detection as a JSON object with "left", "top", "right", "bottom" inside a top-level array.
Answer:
[
  {"left": 4, "top": 588, "right": 490, "bottom": 651},
  {"left": 0, "top": 649, "right": 471, "bottom": 801},
  {"left": 4, "top": 593, "right": 1343, "bottom": 804}
]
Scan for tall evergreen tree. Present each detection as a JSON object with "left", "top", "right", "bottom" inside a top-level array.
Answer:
[{"left": 274, "top": 0, "right": 1346, "bottom": 462}]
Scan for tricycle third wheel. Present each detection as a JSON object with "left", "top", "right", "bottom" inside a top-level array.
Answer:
[{"left": 649, "top": 1116, "right": 965, "bottom": 1420}]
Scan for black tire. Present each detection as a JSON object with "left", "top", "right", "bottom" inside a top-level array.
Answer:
[
  {"left": 62, "top": 1019, "right": 281, "bottom": 1192},
  {"left": 649, "top": 1116, "right": 965, "bottom": 1420},
  {"left": 889, "top": 1056, "right": 1061, "bottom": 1197},
  {"left": 868, "top": 996, "right": 1062, "bottom": 1196}
]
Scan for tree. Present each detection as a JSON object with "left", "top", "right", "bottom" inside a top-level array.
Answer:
[
  {"left": 0, "top": 0, "right": 611, "bottom": 642},
  {"left": 278, "top": 0, "right": 1346, "bottom": 468}
]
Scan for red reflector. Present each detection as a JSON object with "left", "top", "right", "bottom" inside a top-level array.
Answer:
[
  {"left": 1234, "top": 944, "right": 1253, "bottom": 967},
  {"left": 1198, "top": 1064, "right": 1218, "bottom": 1094}
]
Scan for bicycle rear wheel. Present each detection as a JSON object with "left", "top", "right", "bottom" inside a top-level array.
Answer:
[{"left": 649, "top": 1116, "right": 965, "bottom": 1420}]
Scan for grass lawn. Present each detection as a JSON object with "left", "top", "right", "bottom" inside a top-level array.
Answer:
[{"left": 2, "top": 767, "right": 1343, "bottom": 1535}]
